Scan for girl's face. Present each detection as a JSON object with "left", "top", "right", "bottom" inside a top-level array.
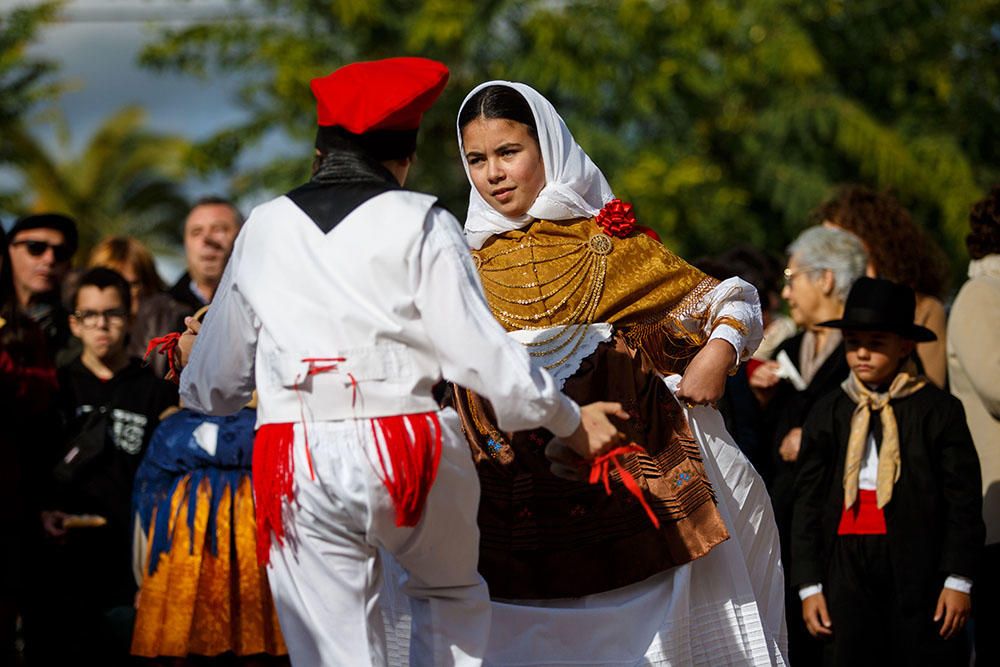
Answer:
[{"left": 461, "top": 116, "right": 545, "bottom": 219}]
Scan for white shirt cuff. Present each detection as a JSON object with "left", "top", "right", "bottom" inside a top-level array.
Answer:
[
  {"left": 798, "top": 583, "right": 823, "bottom": 601},
  {"left": 546, "top": 394, "right": 582, "bottom": 439},
  {"left": 944, "top": 575, "right": 973, "bottom": 594}
]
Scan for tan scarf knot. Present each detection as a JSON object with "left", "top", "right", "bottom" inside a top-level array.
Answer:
[{"left": 841, "top": 360, "right": 926, "bottom": 510}]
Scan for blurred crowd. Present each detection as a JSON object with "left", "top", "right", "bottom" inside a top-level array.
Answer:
[{"left": 1, "top": 182, "right": 998, "bottom": 665}]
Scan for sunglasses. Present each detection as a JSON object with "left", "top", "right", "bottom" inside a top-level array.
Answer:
[{"left": 11, "top": 239, "right": 73, "bottom": 262}]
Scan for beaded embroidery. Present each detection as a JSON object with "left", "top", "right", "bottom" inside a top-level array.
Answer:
[{"left": 475, "top": 229, "right": 613, "bottom": 373}]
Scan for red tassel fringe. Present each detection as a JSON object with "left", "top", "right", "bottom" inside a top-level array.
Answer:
[
  {"left": 252, "top": 422, "right": 295, "bottom": 566},
  {"left": 252, "top": 412, "right": 444, "bottom": 566},
  {"left": 144, "top": 332, "right": 183, "bottom": 383},
  {"left": 371, "top": 412, "right": 443, "bottom": 527},
  {"left": 588, "top": 444, "right": 661, "bottom": 529}
]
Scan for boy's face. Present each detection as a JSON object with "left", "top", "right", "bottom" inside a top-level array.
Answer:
[
  {"left": 69, "top": 286, "right": 129, "bottom": 360},
  {"left": 844, "top": 329, "right": 915, "bottom": 386}
]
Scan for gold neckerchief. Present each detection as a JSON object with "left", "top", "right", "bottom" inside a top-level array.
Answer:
[
  {"left": 472, "top": 218, "right": 738, "bottom": 374},
  {"left": 840, "top": 359, "right": 927, "bottom": 509}
]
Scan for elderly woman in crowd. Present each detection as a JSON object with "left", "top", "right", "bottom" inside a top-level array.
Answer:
[
  {"left": 948, "top": 184, "right": 1000, "bottom": 665},
  {"left": 815, "top": 185, "right": 950, "bottom": 387},
  {"left": 750, "top": 224, "right": 867, "bottom": 665},
  {"left": 88, "top": 236, "right": 188, "bottom": 376}
]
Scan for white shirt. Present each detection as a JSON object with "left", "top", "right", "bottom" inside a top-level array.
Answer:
[{"left": 180, "top": 190, "right": 580, "bottom": 438}]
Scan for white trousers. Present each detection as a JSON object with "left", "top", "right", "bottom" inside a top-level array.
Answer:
[{"left": 265, "top": 410, "right": 490, "bottom": 666}]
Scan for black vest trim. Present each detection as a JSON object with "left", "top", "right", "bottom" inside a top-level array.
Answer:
[{"left": 285, "top": 181, "right": 400, "bottom": 234}]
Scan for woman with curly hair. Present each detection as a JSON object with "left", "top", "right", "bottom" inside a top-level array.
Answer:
[
  {"left": 814, "top": 185, "right": 951, "bottom": 387},
  {"left": 947, "top": 184, "right": 1000, "bottom": 664}
]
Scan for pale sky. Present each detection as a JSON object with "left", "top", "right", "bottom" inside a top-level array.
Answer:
[{"left": 8, "top": 0, "right": 295, "bottom": 275}]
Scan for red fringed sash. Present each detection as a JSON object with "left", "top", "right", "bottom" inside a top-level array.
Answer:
[
  {"left": 252, "top": 412, "right": 444, "bottom": 566},
  {"left": 370, "top": 412, "right": 443, "bottom": 527},
  {"left": 252, "top": 422, "right": 295, "bottom": 565},
  {"left": 588, "top": 444, "right": 661, "bottom": 529}
]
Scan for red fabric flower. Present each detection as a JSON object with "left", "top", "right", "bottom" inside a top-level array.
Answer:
[{"left": 595, "top": 198, "right": 637, "bottom": 238}]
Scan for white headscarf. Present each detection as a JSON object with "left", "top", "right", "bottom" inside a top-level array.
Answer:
[{"left": 457, "top": 80, "right": 615, "bottom": 249}]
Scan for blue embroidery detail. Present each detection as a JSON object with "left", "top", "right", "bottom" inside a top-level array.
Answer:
[
  {"left": 675, "top": 471, "right": 691, "bottom": 488},
  {"left": 487, "top": 438, "right": 502, "bottom": 454}
]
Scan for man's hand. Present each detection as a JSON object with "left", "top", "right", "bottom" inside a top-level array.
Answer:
[
  {"left": 934, "top": 587, "right": 971, "bottom": 639},
  {"left": 176, "top": 316, "right": 202, "bottom": 370},
  {"left": 779, "top": 428, "right": 803, "bottom": 462},
  {"left": 675, "top": 339, "right": 736, "bottom": 407},
  {"left": 41, "top": 510, "right": 69, "bottom": 539},
  {"left": 562, "top": 401, "right": 629, "bottom": 459},
  {"left": 802, "top": 592, "right": 833, "bottom": 638}
]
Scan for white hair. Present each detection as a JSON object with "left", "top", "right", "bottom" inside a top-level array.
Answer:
[{"left": 787, "top": 226, "right": 868, "bottom": 301}]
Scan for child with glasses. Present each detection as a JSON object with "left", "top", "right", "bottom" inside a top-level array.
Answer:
[{"left": 27, "top": 267, "right": 177, "bottom": 665}]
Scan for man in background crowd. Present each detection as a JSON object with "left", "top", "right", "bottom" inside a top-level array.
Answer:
[{"left": 169, "top": 196, "right": 242, "bottom": 310}]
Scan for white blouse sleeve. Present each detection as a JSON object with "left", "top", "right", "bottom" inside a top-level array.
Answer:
[
  {"left": 688, "top": 276, "right": 764, "bottom": 366},
  {"left": 179, "top": 230, "right": 260, "bottom": 415},
  {"left": 413, "top": 207, "right": 581, "bottom": 437}
]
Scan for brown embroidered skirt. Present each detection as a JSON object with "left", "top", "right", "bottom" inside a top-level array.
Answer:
[{"left": 454, "top": 335, "right": 729, "bottom": 599}]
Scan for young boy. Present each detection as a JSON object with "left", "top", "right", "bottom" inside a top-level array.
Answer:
[
  {"left": 32, "top": 267, "right": 177, "bottom": 664},
  {"left": 791, "top": 277, "right": 984, "bottom": 666}
]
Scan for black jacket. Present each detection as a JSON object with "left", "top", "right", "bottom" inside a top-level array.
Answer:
[
  {"left": 790, "top": 383, "right": 985, "bottom": 609},
  {"left": 168, "top": 271, "right": 208, "bottom": 313},
  {"left": 53, "top": 357, "right": 178, "bottom": 524}
]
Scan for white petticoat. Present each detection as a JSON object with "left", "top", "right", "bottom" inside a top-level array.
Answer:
[{"left": 380, "top": 375, "right": 788, "bottom": 666}]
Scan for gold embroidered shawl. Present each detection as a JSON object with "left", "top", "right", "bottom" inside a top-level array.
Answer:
[{"left": 472, "top": 217, "right": 732, "bottom": 373}]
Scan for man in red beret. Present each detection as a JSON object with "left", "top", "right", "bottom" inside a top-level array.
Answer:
[{"left": 174, "top": 57, "right": 625, "bottom": 666}]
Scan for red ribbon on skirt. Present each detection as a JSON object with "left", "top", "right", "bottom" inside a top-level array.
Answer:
[{"left": 588, "top": 444, "right": 661, "bottom": 529}]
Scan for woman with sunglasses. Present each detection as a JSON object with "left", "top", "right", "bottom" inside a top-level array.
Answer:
[
  {"left": 5, "top": 213, "right": 78, "bottom": 366},
  {"left": 0, "top": 222, "right": 63, "bottom": 663}
]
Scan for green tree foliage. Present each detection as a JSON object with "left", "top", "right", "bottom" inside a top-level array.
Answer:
[
  {"left": 141, "top": 0, "right": 1000, "bottom": 269},
  {"left": 0, "top": 1, "right": 64, "bottom": 211},
  {"left": 10, "top": 106, "right": 192, "bottom": 258}
]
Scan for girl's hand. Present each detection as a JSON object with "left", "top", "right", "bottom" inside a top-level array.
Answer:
[{"left": 676, "top": 339, "right": 736, "bottom": 407}]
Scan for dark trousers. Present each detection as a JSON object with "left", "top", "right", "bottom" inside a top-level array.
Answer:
[
  {"left": 822, "top": 535, "right": 968, "bottom": 667},
  {"left": 973, "top": 542, "right": 1000, "bottom": 666}
]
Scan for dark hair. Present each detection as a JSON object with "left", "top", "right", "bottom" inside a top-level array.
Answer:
[
  {"left": 189, "top": 196, "right": 244, "bottom": 226},
  {"left": 967, "top": 184, "right": 1000, "bottom": 259},
  {"left": 71, "top": 266, "right": 131, "bottom": 314},
  {"left": 811, "top": 184, "right": 950, "bottom": 299},
  {"left": 694, "top": 245, "right": 782, "bottom": 309},
  {"left": 458, "top": 85, "right": 538, "bottom": 137},
  {"left": 311, "top": 128, "right": 405, "bottom": 185}
]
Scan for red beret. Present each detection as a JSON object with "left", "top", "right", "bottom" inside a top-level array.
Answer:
[{"left": 311, "top": 57, "right": 450, "bottom": 133}]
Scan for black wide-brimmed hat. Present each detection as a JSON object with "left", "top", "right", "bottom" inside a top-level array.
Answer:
[{"left": 817, "top": 276, "right": 937, "bottom": 342}]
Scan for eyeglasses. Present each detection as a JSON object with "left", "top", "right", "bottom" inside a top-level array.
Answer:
[
  {"left": 72, "top": 308, "right": 128, "bottom": 328},
  {"left": 783, "top": 267, "right": 824, "bottom": 286},
  {"left": 11, "top": 239, "right": 73, "bottom": 262}
]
